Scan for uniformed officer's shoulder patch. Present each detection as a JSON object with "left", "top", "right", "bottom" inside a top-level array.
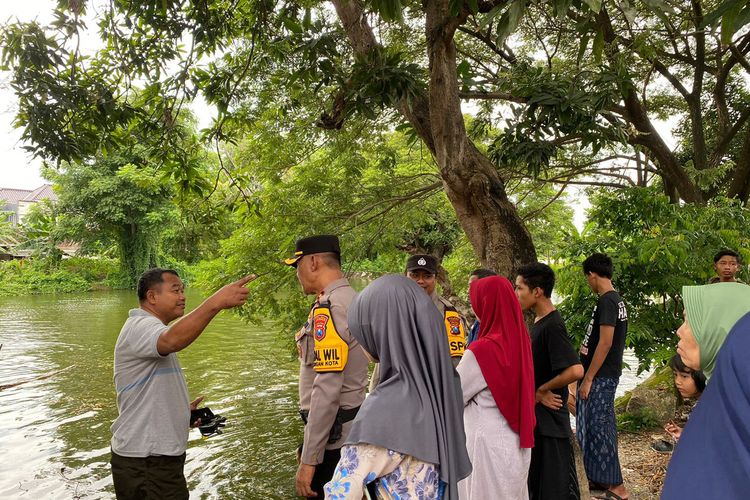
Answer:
[
  {"left": 314, "top": 313, "right": 329, "bottom": 341},
  {"left": 447, "top": 315, "right": 461, "bottom": 334}
]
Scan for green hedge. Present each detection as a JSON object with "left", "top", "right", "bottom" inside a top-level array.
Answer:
[{"left": 0, "top": 257, "right": 121, "bottom": 296}]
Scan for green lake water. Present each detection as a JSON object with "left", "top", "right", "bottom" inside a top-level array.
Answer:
[{"left": 0, "top": 289, "right": 302, "bottom": 499}]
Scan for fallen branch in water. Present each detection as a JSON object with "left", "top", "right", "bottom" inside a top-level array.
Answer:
[{"left": 0, "top": 364, "right": 76, "bottom": 392}]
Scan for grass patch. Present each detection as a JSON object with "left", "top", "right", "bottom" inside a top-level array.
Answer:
[{"left": 617, "top": 408, "right": 660, "bottom": 432}]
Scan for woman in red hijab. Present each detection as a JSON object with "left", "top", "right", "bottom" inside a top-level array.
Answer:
[{"left": 457, "top": 275, "right": 536, "bottom": 499}]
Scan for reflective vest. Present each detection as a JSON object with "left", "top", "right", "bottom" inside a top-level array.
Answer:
[
  {"left": 444, "top": 307, "right": 466, "bottom": 357},
  {"left": 312, "top": 301, "right": 349, "bottom": 373}
]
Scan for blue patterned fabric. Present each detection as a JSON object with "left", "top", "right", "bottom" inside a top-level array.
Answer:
[
  {"left": 324, "top": 444, "right": 442, "bottom": 499},
  {"left": 576, "top": 377, "right": 622, "bottom": 485}
]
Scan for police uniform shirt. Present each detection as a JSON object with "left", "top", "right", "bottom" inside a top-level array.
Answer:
[
  {"left": 369, "top": 289, "right": 467, "bottom": 392},
  {"left": 297, "top": 278, "right": 368, "bottom": 465},
  {"left": 430, "top": 291, "right": 469, "bottom": 368}
]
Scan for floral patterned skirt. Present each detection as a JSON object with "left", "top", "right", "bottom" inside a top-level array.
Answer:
[{"left": 324, "top": 443, "right": 443, "bottom": 499}]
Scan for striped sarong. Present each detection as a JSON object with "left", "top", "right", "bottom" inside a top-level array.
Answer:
[{"left": 576, "top": 377, "right": 623, "bottom": 486}]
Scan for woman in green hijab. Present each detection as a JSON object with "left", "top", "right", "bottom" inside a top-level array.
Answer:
[
  {"left": 662, "top": 281, "right": 750, "bottom": 498},
  {"left": 677, "top": 282, "right": 750, "bottom": 378}
]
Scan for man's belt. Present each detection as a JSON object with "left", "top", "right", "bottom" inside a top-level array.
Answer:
[{"left": 299, "top": 406, "right": 360, "bottom": 444}]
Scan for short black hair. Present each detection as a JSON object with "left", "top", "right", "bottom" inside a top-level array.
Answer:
[
  {"left": 582, "top": 253, "right": 613, "bottom": 279},
  {"left": 669, "top": 354, "right": 707, "bottom": 393},
  {"left": 137, "top": 268, "right": 180, "bottom": 301},
  {"left": 516, "top": 262, "right": 555, "bottom": 298},
  {"left": 470, "top": 268, "right": 497, "bottom": 280},
  {"left": 713, "top": 248, "right": 740, "bottom": 264}
]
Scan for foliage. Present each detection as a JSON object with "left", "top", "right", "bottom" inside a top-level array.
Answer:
[
  {"left": 0, "top": 256, "right": 121, "bottom": 296},
  {"left": 196, "top": 124, "right": 574, "bottom": 334},
  {"left": 616, "top": 407, "right": 660, "bottom": 432},
  {"left": 17, "top": 201, "right": 64, "bottom": 260},
  {"left": 512, "top": 182, "right": 577, "bottom": 263},
  {"left": 46, "top": 155, "right": 172, "bottom": 286},
  {"left": 556, "top": 186, "right": 750, "bottom": 372},
  {"left": 44, "top": 128, "right": 233, "bottom": 284},
  {"left": 702, "top": 0, "right": 750, "bottom": 44},
  {"left": 0, "top": 211, "right": 16, "bottom": 243},
  {"left": 2, "top": 0, "right": 748, "bottom": 209},
  {"left": 195, "top": 124, "right": 457, "bottom": 333}
]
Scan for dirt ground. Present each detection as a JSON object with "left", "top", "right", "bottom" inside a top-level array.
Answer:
[{"left": 588, "top": 430, "right": 671, "bottom": 500}]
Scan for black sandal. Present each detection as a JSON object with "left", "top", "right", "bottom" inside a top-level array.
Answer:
[{"left": 594, "top": 490, "right": 628, "bottom": 500}]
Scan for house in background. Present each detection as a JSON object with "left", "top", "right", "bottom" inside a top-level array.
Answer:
[
  {"left": 0, "top": 184, "right": 57, "bottom": 226},
  {"left": 0, "top": 184, "right": 78, "bottom": 259}
]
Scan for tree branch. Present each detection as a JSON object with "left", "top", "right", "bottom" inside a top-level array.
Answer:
[
  {"left": 521, "top": 181, "right": 568, "bottom": 221},
  {"left": 456, "top": 25, "right": 517, "bottom": 64},
  {"left": 459, "top": 91, "right": 528, "bottom": 103},
  {"left": 595, "top": 7, "right": 702, "bottom": 202},
  {"left": 710, "top": 106, "right": 750, "bottom": 168},
  {"left": 690, "top": 0, "right": 707, "bottom": 170}
]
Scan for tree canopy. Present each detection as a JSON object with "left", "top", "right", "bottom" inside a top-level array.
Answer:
[
  {"left": 556, "top": 186, "right": 750, "bottom": 371},
  {"left": 2, "top": 0, "right": 749, "bottom": 277}
]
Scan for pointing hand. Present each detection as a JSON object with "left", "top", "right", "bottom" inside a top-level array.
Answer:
[{"left": 209, "top": 275, "right": 256, "bottom": 310}]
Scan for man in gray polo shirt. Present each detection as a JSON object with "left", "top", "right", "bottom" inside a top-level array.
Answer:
[{"left": 110, "top": 268, "right": 254, "bottom": 499}]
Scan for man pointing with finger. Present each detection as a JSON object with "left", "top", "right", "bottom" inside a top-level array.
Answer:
[
  {"left": 285, "top": 235, "right": 368, "bottom": 498},
  {"left": 110, "top": 268, "right": 254, "bottom": 500}
]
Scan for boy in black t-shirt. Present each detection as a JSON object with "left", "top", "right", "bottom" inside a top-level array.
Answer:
[
  {"left": 516, "top": 263, "right": 583, "bottom": 500},
  {"left": 577, "top": 253, "right": 629, "bottom": 500}
]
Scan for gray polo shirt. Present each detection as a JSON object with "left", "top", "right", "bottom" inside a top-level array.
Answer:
[{"left": 111, "top": 309, "right": 190, "bottom": 457}]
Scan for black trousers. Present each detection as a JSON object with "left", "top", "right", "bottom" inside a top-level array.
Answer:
[
  {"left": 111, "top": 450, "right": 188, "bottom": 500},
  {"left": 308, "top": 448, "right": 342, "bottom": 500},
  {"left": 528, "top": 433, "right": 580, "bottom": 500}
]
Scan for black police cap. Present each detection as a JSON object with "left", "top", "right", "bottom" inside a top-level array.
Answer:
[
  {"left": 284, "top": 235, "right": 341, "bottom": 267},
  {"left": 405, "top": 254, "right": 438, "bottom": 274}
]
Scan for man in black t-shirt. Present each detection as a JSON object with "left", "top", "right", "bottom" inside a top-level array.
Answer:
[
  {"left": 577, "top": 253, "right": 629, "bottom": 500},
  {"left": 516, "top": 263, "right": 583, "bottom": 500}
]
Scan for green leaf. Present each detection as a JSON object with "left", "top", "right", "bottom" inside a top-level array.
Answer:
[
  {"left": 592, "top": 28, "right": 604, "bottom": 63},
  {"left": 720, "top": 2, "right": 743, "bottom": 44},
  {"left": 552, "top": 0, "right": 574, "bottom": 20},
  {"left": 303, "top": 8, "right": 312, "bottom": 29},
  {"left": 618, "top": 0, "right": 637, "bottom": 23},
  {"left": 576, "top": 34, "right": 590, "bottom": 66},
  {"left": 372, "top": 0, "right": 404, "bottom": 22},
  {"left": 701, "top": 0, "right": 742, "bottom": 28},
  {"left": 641, "top": 0, "right": 671, "bottom": 13},
  {"left": 582, "top": 0, "right": 602, "bottom": 13},
  {"left": 507, "top": 0, "right": 526, "bottom": 34},
  {"left": 495, "top": 0, "right": 526, "bottom": 46},
  {"left": 479, "top": 4, "right": 504, "bottom": 30}
]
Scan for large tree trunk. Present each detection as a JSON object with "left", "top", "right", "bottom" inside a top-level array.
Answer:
[{"left": 332, "top": 0, "right": 536, "bottom": 275}]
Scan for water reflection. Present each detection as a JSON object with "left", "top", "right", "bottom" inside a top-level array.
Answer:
[{"left": 0, "top": 290, "right": 301, "bottom": 499}]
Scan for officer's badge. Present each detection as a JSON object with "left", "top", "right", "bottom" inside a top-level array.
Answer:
[
  {"left": 314, "top": 314, "right": 328, "bottom": 341},
  {"left": 418, "top": 258, "right": 426, "bottom": 266},
  {"left": 448, "top": 316, "right": 461, "bottom": 334}
]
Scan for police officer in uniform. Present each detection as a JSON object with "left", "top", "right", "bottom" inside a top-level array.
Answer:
[
  {"left": 284, "top": 235, "right": 368, "bottom": 498},
  {"left": 405, "top": 254, "right": 468, "bottom": 368},
  {"left": 369, "top": 254, "right": 469, "bottom": 391}
]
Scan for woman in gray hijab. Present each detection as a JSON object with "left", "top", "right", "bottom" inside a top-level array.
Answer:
[{"left": 323, "top": 274, "right": 472, "bottom": 499}]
